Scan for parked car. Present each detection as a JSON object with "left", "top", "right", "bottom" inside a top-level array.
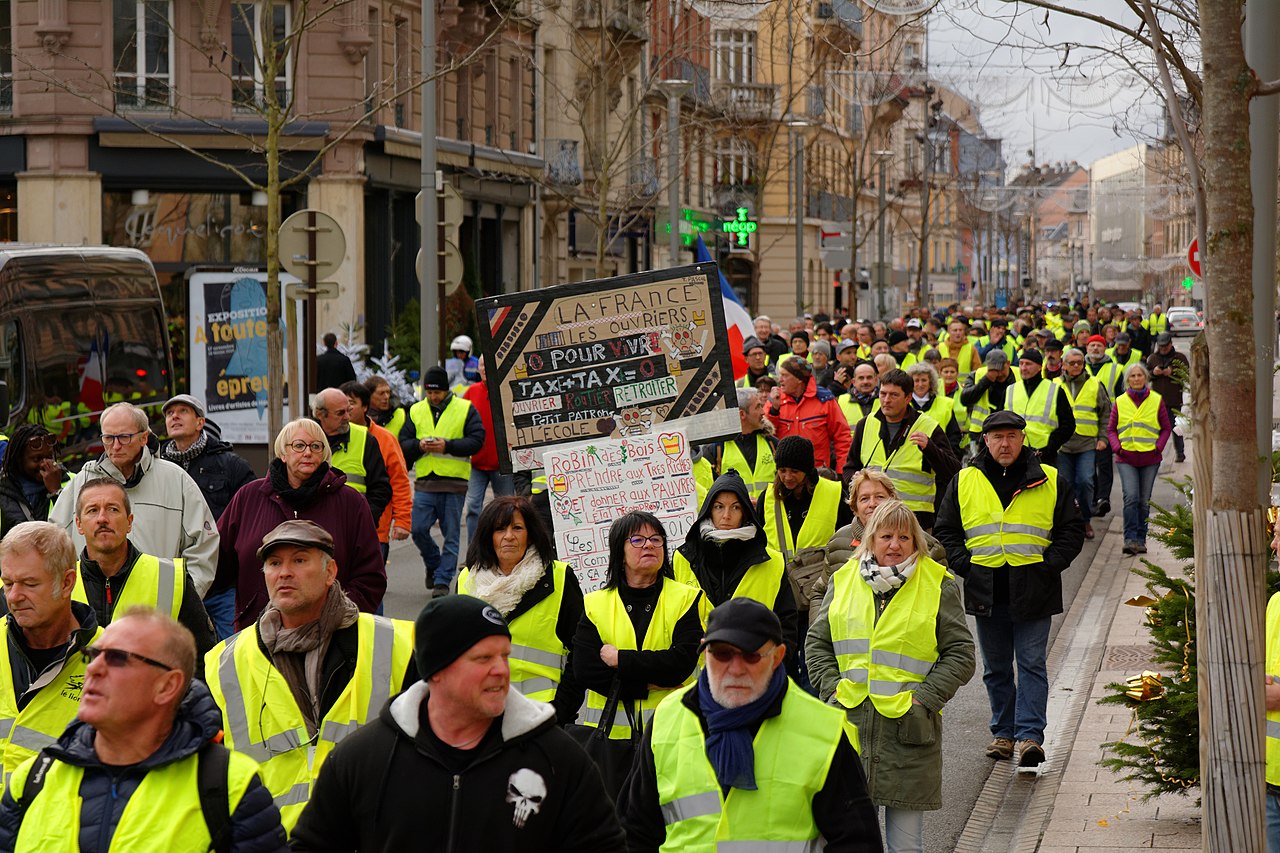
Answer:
[{"left": 1166, "top": 306, "right": 1203, "bottom": 336}]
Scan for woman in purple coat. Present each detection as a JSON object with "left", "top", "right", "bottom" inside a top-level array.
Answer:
[{"left": 213, "top": 418, "right": 386, "bottom": 630}]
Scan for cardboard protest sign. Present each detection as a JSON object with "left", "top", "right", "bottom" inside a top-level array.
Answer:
[
  {"left": 542, "top": 430, "right": 698, "bottom": 594},
  {"left": 475, "top": 263, "right": 738, "bottom": 473}
]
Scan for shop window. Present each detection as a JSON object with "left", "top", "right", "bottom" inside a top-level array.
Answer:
[
  {"left": 232, "top": 2, "right": 292, "bottom": 110},
  {"left": 102, "top": 191, "right": 271, "bottom": 265},
  {"left": 113, "top": 0, "right": 173, "bottom": 109}
]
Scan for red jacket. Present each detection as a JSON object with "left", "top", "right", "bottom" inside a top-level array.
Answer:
[
  {"left": 463, "top": 382, "right": 500, "bottom": 472},
  {"left": 766, "top": 377, "right": 852, "bottom": 470}
]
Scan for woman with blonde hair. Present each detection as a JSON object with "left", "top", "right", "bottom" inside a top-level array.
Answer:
[{"left": 807, "top": 499, "right": 975, "bottom": 853}]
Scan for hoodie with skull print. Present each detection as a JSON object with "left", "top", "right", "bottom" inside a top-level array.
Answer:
[{"left": 290, "top": 679, "right": 626, "bottom": 853}]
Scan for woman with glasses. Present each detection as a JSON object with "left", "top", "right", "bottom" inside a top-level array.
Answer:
[
  {"left": 573, "top": 512, "right": 703, "bottom": 755},
  {"left": 456, "top": 496, "right": 584, "bottom": 725},
  {"left": 213, "top": 418, "right": 385, "bottom": 631},
  {"left": 806, "top": 500, "right": 975, "bottom": 853},
  {"left": 0, "top": 425, "right": 63, "bottom": 539}
]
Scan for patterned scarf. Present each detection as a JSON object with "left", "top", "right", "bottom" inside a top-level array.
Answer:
[
  {"left": 858, "top": 553, "right": 918, "bottom": 595},
  {"left": 161, "top": 431, "right": 207, "bottom": 467}
]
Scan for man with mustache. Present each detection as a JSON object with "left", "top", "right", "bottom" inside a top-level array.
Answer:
[{"left": 72, "top": 478, "right": 217, "bottom": 666}]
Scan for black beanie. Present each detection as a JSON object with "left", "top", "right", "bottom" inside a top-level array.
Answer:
[
  {"left": 415, "top": 595, "right": 511, "bottom": 680},
  {"left": 773, "top": 435, "right": 815, "bottom": 473},
  {"left": 424, "top": 366, "right": 450, "bottom": 391}
]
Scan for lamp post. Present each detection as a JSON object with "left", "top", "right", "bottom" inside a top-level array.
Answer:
[
  {"left": 656, "top": 79, "right": 692, "bottom": 265},
  {"left": 874, "top": 149, "right": 892, "bottom": 319},
  {"left": 786, "top": 117, "right": 812, "bottom": 318}
]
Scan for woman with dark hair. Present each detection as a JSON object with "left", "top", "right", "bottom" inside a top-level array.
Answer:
[
  {"left": 573, "top": 511, "right": 703, "bottom": 741},
  {"left": 0, "top": 424, "right": 62, "bottom": 538},
  {"left": 757, "top": 435, "right": 850, "bottom": 563},
  {"left": 457, "top": 495, "right": 584, "bottom": 724}
]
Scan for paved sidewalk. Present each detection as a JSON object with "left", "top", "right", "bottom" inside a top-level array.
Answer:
[{"left": 1035, "top": 520, "right": 1201, "bottom": 852}]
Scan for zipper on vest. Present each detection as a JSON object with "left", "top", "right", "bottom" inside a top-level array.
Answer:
[{"left": 105, "top": 578, "right": 113, "bottom": 607}]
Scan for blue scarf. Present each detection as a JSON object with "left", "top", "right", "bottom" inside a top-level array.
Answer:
[{"left": 695, "top": 664, "right": 788, "bottom": 791}]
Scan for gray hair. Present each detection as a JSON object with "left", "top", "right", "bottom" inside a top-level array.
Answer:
[
  {"left": 0, "top": 521, "right": 76, "bottom": 593},
  {"left": 1124, "top": 362, "right": 1151, "bottom": 385},
  {"left": 873, "top": 353, "right": 897, "bottom": 372},
  {"left": 311, "top": 387, "right": 348, "bottom": 416},
  {"left": 274, "top": 418, "right": 334, "bottom": 462},
  {"left": 101, "top": 402, "right": 148, "bottom": 432},
  {"left": 906, "top": 361, "right": 939, "bottom": 386},
  {"left": 1064, "top": 347, "right": 1085, "bottom": 360},
  {"left": 753, "top": 314, "right": 772, "bottom": 325},
  {"left": 736, "top": 386, "right": 759, "bottom": 409}
]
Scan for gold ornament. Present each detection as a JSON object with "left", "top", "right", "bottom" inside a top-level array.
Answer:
[
  {"left": 1125, "top": 594, "right": 1158, "bottom": 607},
  {"left": 1124, "top": 671, "right": 1165, "bottom": 702}
]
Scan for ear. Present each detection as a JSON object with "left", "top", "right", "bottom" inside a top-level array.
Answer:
[
  {"left": 154, "top": 669, "right": 187, "bottom": 707},
  {"left": 60, "top": 567, "right": 78, "bottom": 598}
]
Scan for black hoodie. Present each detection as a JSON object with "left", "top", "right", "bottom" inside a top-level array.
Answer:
[{"left": 675, "top": 472, "right": 799, "bottom": 665}]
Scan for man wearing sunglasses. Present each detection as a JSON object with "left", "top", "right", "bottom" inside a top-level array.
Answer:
[
  {"left": 50, "top": 402, "right": 220, "bottom": 601},
  {"left": 0, "top": 609, "right": 288, "bottom": 851},
  {"left": 618, "top": 598, "right": 882, "bottom": 852},
  {"left": 0, "top": 522, "right": 101, "bottom": 792}
]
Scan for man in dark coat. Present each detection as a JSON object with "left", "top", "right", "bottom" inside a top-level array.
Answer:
[
  {"left": 1145, "top": 332, "right": 1189, "bottom": 462},
  {"left": 315, "top": 332, "right": 357, "bottom": 392}
]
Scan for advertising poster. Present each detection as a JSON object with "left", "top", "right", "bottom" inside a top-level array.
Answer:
[
  {"left": 542, "top": 430, "right": 698, "bottom": 594},
  {"left": 188, "top": 270, "right": 301, "bottom": 444},
  {"left": 475, "top": 263, "right": 738, "bottom": 473}
]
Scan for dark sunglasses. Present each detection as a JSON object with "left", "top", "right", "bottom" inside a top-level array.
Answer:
[
  {"left": 705, "top": 644, "right": 772, "bottom": 665},
  {"left": 82, "top": 645, "right": 176, "bottom": 672}
]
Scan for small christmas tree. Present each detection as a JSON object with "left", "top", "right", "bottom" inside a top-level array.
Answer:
[
  {"left": 1098, "top": 478, "right": 1200, "bottom": 797},
  {"left": 364, "top": 342, "right": 418, "bottom": 407}
]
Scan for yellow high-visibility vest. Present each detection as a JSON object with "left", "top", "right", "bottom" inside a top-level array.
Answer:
[
  {"left": 761, "top": 477, "right": 842, "bottom": 556},
  {"left": 1004, "top": 379, "right": 1059, "bottom": 449},
  {"left": 408, "top": 396, "right": 472, "bottom": 480},
  {"left": 329, "top": 423, "right": 370, "bottom": 493},
  {"left": 1055, "top": 375, "right": 1101, "bottom": 438},
  {"left": 73, "top": 554, "right": 185, "bottom": 620},
  {"left": 1115, "top": 390, "right": 1164, "bottom": 452},
  {"left": 957, "top": 466, "right": 1058, "bottom": 567},
  {"left": 858, "top": 413, "right": 940, "bottom": 514}
]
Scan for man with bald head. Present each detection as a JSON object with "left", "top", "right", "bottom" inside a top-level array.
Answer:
[{"left": 312, "top": 388, "right": 392, "bottom": 526}]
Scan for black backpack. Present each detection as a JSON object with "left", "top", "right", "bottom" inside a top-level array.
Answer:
[{"left": 20, "top": 740, "right": 232, "bottom": 853}]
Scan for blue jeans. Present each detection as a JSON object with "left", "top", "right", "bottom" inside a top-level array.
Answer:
[
  {"left": 465, "top": 468, "right": 515, "bottom": 539},
  {"left": 202, "top": 588, "right": 236, "bottom": 641},
  {"left": 974, "top": 604, "right": 1052, "bottom": 744},
  {"left": 883, "top": 807, "right": 924, "bottom": 853},
  {"left": 1116, "top": 461, "right": 1160, "bottom": 544},
  {"left": 412, "top": 490, "right": 465, "bottom": 588},
  {"left": 1094, "top": 446, "right": 1114, "bottom": 509},
  {"left": 1057, "top": 448, "right": 1096, "bottom": 524},
  {"left": 1268, "top": 788, "right": 1280, "bottom": 853}
]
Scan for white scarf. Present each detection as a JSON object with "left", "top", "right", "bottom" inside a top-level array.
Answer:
[
  {"left": 466, "top": 548, "right": 547, "bottom": 616},
  {"left": 699, "top": 519, "right": 758, "bottom": 543},
  {"left": 858, "top": 553, "right": 918, "bottom": 595}
]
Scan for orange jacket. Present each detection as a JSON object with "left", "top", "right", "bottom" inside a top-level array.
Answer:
[
  {"left": 368, "top": 419, "right": 413, "bottom": 544},
  {"left": 765, "top": 376, "right": 852, "bottom": 470}
]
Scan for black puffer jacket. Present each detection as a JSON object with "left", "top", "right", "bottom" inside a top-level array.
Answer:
[
  {"left": 0, "top": 476, "right": 54, "bottom": 541},
  {"left": 159, "top": 428, "right": 258, "bottom": 521},
  {"left": 674, "top": 471, "right": 798, "bottom": 657},
  {"left": 933, "top": 445, "right": 1085, "bottom": 621},
  {"left": 0, "top": 682, "right": 287, "bottom": 853}
]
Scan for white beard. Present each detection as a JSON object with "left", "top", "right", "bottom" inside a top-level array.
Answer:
[{"left": 709, "top": 674, "right": 769, "bottom": 709}]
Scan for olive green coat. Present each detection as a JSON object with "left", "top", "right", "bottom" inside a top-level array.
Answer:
[{"left": 804, "top": 562, "right": 975, "bottom": 810}]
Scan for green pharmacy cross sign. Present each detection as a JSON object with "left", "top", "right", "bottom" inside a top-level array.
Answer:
[
  {"left": 723, "top": 207, "right": 758, "bottom": 247},
  {"left": 1181, "top": 276, "right": 1194, "bottom": 291},
  {"left": 661, "top": 208, "right": 713, "bottom": 248}
]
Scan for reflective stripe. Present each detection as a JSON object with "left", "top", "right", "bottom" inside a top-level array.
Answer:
[
  {"left": 869, "top": 679, "right": 916, "bottom": 696},
  {"left": 970, "top": 542, "right": 1046, "bottom": 557},
  {"left": 832, "top": 639, "right": 870, "bottom": 656},
  {"left": 661, "top": 791, "right": 721, "bottom": 824},
  {"left": 512, "top": 676, "right": 558, "bottom": 696},
  {"left": 156, "top": 557, "right": 176, "bottom": 620},
  {"left": 871, "top": 650, "right": 935, "bottom": 677},
  {"left": 719, "top": 840, "right": 823, "bottom": 853},
  {"left": 366, "top": 617, "right": 396, "bottom": 716},
  {"left": 840, "top": 667, "right": 868, "bottom": 683},
  {"left": 510, "top": 644, "right": 565, "bottom": 670},
  {"left": 0, "top": 718, "right": 13, "bottom": 740},
  {"left": 215, "top": 633, "right": 270, "bottom": 761},
  {"left": 965, "top": 523, "right": 1003, "bottom": 536},
  {"left": 1269, "top": 719, "right": 1280, "bottom": 740},
  {"left": 273, "top": 782, "right": 311, "bottom": 809},
  {"left": 966, "top": 522, "right": 1050, "bottom": 538},
  {"left": 320, "top": 719, "right": 361, "bottom": 746},
  {"left": 1120, "top": 435, "right": 1158, "bottom": 445},
  {"left": 885, "top": 468, "right": 934, "bottom": 487},
  {"left": 345, "top": 474, "right": 366, "bottom": 485},
  {"left": 262, "top": 729, "right": 303, "bottom": 754},
  {"left": 578, "top": 705, "right": 655, "bottom": 728},
  {"left": 8, "top": 725, "right": 55, "bottom": 752}
]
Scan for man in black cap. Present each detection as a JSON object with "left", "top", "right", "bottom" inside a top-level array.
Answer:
[
  {"left": 1041, "top": 337, "right": 1065, "bottom": 381},
  {"left": 738, "top": 338, "right": 774, "bottom": 389},
  {"left": 618, "top": 598, "right": 881, "bottom": 852},
  {"left": 204, "top": 518, "right": 417, "bottom": 832},
  {"left": 1003, "top": 349, "right": 1074, "bottom": 467},
  {"left": 960, "top": 348, "right": 1017, "bottom": 447},
  {"left": 400, "top": 366, "right": 486, "bottom": 596},
  {"left": 933, "top": 410, "right": 1084, "bottom": 770},
  {"left": 292, "top": 595, "right": 625, "bottom": 852}
]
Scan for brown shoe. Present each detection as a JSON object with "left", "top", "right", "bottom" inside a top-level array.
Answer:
[
  {"left": 986, "top": 737, "right": 1015, "bottom": 760},
  {"left": 1018, "top": 740, "right": 1046, "bottom": 768},
  {"left": 1084, "top": 523, "right": 1095, "bottom": 540}
]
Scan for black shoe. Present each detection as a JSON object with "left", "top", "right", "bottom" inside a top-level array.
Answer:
[
  {"left": 432, "top": 583, "right": 450, "bottom": 597},
  {"left": 1095, "top": 500, "right": 1111, "bottom": 517},
  {"left": 1122, "top": 543, "right": 1136, "bottom": 556},
  {"left": 1175, "top": 455, "right": 1186, "bottom": 463},
  {"left": 1135, "top": 543, "right": 1147, "bottom": 554}
]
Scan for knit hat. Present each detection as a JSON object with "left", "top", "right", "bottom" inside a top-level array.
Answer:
[
  {"left": 1019, "top": 349, "right": 1044, "bottom": 366},
  {"left": 790, "top": 330, "right": 810, "bottom": 345},
  {"left": 415, "top": 595, "right": 511, "bottom": 680},
  {"left": 1087, "top": 334, "right": 1107, "bottom": 346},
  {"left": 983, "top": 349, "right": 1009, "bottom": 369},
  {"left": 810, "top": 340, "right": 832, "bottom": 359},
  {"left": 424, "top": 366, "right": 450, "bottom": 391},
  {"left": 1044, "top": 337, "right": 1064, "bottom": 352},
  {"left": 773, "top": 435, "right": 815, "bottom": 474},
  {"left": 887, "top": 330, "right": 909, "bottom": 347}
]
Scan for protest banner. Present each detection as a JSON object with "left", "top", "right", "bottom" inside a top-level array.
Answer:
[
  {"left": 475, "top": 263, "right": 738, "bottom": 472},
  {"left": 188, "top": 270, "right": 301, "bottom": 443},
  {"left": 542, "top": 430, "right": 698, "bottom": 594}
]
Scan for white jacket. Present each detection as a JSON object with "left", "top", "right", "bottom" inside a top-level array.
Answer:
[{"left": 49, "top": 446, "right": 219, "bottom": 596}]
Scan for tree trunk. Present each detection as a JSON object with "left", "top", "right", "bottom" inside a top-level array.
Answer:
[{"left": 1196, "top": 1, "right": 1267, "bottom": 848}]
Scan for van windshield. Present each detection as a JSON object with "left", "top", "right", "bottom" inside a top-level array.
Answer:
[{"left": 24, "top": 307, "right": 169, "bottom": 446}]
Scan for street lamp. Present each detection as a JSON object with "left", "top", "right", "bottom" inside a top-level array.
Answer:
[
  {"left": 787, "top": 116, "right": 813, "bottom": 318},
  {"left": 873, "top": 149, "right": 892, "bottom": 319},
  {"left": 656, "top": 79, "right": 692, "bottom": 265}
]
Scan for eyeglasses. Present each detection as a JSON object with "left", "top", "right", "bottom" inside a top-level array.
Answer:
[
  {"left": 27, "top": 435, "right": 56, "bottom": 451},
  {"left": 705, "top": 644, "right": 772, "bottom": 665},
  {"left": 82, "top": 645, "right": 176, "bottom": 672},
  {"left": 627, "top": 535, "right": 665, "bottom": 549},
  {"left": 101, "top": 431, "right": 142, "bottom": 446},
  {"left": 287, "top": 441, "right": 326, "bottom": 454}
]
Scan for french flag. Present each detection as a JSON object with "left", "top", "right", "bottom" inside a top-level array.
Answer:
[
  {"left": 78, "top": 333, "right": 107, "bottom": 420},
  {"left": 695, "top": 235, "right": 753, "bottom": 380}
]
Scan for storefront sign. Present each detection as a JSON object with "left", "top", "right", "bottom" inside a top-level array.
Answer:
[
  {"left": 722, "top": 207, "right": 758, "bottom": 247},
  {"left": 543, "top": 430, "right": 698, "bottom": 593},
  {"left": 660, "top": 208, "right": 714, "bottom": 248}
]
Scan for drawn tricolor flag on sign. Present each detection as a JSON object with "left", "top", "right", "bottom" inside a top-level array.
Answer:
[{"left": 694, "top": 235, "right": 752, "bottom": 380}]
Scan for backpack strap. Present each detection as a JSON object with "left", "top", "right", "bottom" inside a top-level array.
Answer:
[
  {"left": 15, "top": 750, "right": 55, "bottom": 808},
  {"left": 197, "top": 741, "right": 232, "bottom": 853}
]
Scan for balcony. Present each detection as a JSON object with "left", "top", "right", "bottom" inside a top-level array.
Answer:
[
  {"left": 573, "top": 0, "right": 647, "bottom": 45},
  {"left": 814, "top": 0, "right": 862, "bottom": 44},
  {"left": 710, "top": 81, "right": 779, "bottom": 122}
]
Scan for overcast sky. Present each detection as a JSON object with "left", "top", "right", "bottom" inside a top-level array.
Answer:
[{"left": 926, "top": 0, "right": 1167, "bottom": 172}]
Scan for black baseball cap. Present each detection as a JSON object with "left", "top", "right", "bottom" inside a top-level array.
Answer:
[
  {"left": 700, "top": 598, "right": 784, "bottom": 652},
  {"left": 982, "top": 410, "right": 1027, "bottom": 434}
]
